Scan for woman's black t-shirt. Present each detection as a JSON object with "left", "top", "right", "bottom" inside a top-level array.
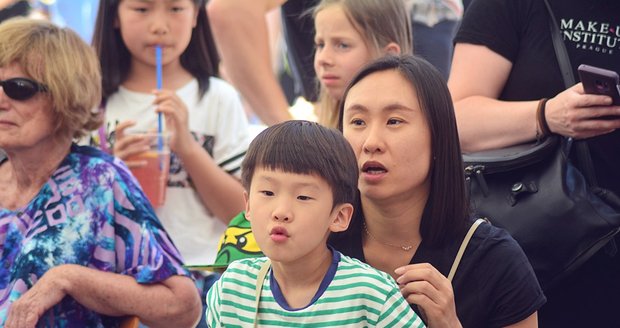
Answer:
[
  {"left": 455, "top": 0, "right": 620, "bottom": 195},
  {"left": 455, "top": 0, "right": 620, "bottom": 326},
  {"left": 330, "top": 216, "right": 546, "bottom": 328}
]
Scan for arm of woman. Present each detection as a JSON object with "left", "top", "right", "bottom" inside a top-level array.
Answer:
[
  {"left": 207, "top": 0, "right": 292, "bottom": 125},
  {"left": 395, "top": 263, "right": 462, "bottom": 328},
  {"left": 448, "top": 43, "right": 539, "bottom": 152},
  {"left": 5, "top": 264, "right": 201, "bottom": 328},
  {"left": 449, "top": 43, "right": 620, "bottom": 152},
  {"left": 505, "top": 313, "right": 538, "bottom": 328}
]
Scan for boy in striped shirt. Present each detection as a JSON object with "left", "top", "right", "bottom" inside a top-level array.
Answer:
[{"left": 206, "top": 120, "right": 424, "bottom": 327}]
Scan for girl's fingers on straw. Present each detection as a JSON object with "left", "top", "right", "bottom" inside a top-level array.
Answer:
[
  {"left": 152, "top": 90, "right": 178, "bottom": 106},
  {"left": 157, "top": 100, "right": 188, "bottom": 120}
]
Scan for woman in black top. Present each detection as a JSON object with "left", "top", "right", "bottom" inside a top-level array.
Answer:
[
  {"left": 449, "top": 0, "right": 620, "bottom": 326},
  {"left": 330, "top": 55, "right": 546, "bottom": 328}
]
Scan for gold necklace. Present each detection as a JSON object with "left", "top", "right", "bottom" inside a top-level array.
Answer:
[{"left": 363, "top": 222, "right": 415, "bottom": 251}]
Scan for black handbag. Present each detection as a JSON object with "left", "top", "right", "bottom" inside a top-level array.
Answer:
[
  {"left": 464, "top": 136, "right": 620, "bottom": 289},
  {"left": 463, "top": 0, "right": 620, "bottom": 290}
]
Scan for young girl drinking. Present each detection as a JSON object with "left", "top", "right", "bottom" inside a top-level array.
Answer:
[
  {"left": 90, "top": 0, "right": 250, "bottom": 316},
  {"left": 313, "top": 0, "right": 411, "bottom": 128}
]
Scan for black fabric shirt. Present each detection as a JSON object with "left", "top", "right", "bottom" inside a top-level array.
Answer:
[
  {"left": 455, "top": 0, "right": 620, "bottom": 195},
  {"left": 330, "top": 217, "right": 546, "bottom": 328},
  {"left": 456, "top": 0, "right": 620, "bottom": 326},
  {"left": 281, "top": 0, "right": 319, "bottom": 102},
  {"left": 0, "top": 0, "right": 29, "bottom": 24}
]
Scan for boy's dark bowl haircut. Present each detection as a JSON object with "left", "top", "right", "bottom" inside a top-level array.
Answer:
[{"left": 242, "top": 120, "right": 358, "bottom": 208}]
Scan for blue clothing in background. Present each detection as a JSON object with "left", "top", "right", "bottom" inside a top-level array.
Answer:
[{"left": 35, "top": 0, "right": 99, "bottom": 43}]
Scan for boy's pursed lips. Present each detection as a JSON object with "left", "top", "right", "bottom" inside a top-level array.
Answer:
[
  {"left": 270, "top": 226, "right": 289, "bottom": 236},
  {"left": 270, "top": 226, "right": 290, "bottom": 242}
]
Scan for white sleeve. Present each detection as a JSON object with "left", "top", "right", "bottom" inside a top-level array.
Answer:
[{"left": 209, "top": 78, "right": 252, "bottom": 178}]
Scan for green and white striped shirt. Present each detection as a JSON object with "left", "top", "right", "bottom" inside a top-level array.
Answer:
[{"left": 206, "top": 252, "right": 425, "bottom": 327}]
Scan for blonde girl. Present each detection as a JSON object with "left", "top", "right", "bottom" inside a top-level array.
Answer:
[{"left": 313, "top": 0, "right": 412, "bottom": 128}]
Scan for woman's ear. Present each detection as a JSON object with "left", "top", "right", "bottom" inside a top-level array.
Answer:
[
  {"left": 329, "top": 203, "right": 354, "bottom": 233},
  {"left": 383, "top": 42, "right": 401, "bottom": 56}
]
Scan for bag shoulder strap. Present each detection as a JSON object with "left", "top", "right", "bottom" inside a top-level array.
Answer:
[
  {"left": 254, "top": 259, "right": 271, "bottom": 327},
  {"left": 543, "top": 0, "right": 575, "bottom": 89},
  {"left": 448, "top": 218, "right": 485, "bottom": 282},
  {"left": 543, "top": 0, "right": 600, "bottom": 187}
]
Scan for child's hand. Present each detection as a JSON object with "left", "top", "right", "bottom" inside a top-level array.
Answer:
[
  {"left": 113, "top": 120, "right": 150, "bottom": 168},
  {"left": 395, "top": 263, "right": 462, "bottom": 328},
  {"left": 153, "top": 89, "right": 194, "bottom": 156}
]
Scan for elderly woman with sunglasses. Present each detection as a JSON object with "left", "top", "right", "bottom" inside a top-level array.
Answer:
[{"left": 0, "top": 19, "right": 201, "bottom": 328}]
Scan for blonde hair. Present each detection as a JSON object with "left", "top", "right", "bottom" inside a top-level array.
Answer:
[
  {"left": 313, "top": 0, "right": 412, "bottom": 128},
  {"left": 0, "top": 18, "right": 102, "bottom": 139}
]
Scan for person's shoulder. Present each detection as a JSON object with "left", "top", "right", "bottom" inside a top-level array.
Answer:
[
  {"left": 459, "top": 0, "right": 537, "bottom": 33},
  {"left": 333, "top": 254, "right": 414, "bottom": 319},
  {"left": 222, "top": 257, "right": 270, "bottom": 280},
  {"left": 69, "top": 144, "right": 139, "bottom": 180},
  {"left": 472, "top": 220, "right": 519, "bottom": 246},
  {"left": 464, "top": 221, "right": 545, "bottom": 326},
  {"left": 61, "top": 145, "right": 139, "bottom": 193},
  {"left": 453, "top": 221, "right": 545, "bottom": 323},
  {"left": 207, "top": 76, "right": 237, "bottom": 92},
  {"left": 467, "top": 220, "right": 524, "bottom": 253},
  {"left": 337, "top": 253, "right": 398, "bottom": 287},
  {"left": 228, "top": 256, "right": 269, "bottom": 269},
  {"left": 215, "top": 257, "right": 270, "bottom": 300},
  {"left": 467, "top": 220, "right": 535, "bottom": 273},
  {"left": 69, "top": 144, "right": 116, "bottom": 168},
  {"left": 194, "top": 77, "right": 242, "bottom": 109}
]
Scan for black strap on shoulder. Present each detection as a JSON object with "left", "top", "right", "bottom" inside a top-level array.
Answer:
[
  {"left": 543, "top": 0, "right": 598, "bottom": 187},
  {"left": 544, "top": 0, "right": 575, "bottom": 89}
]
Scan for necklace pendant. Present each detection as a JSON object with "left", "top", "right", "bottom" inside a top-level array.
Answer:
[{"left": 364, "top": 222, "right": 415, "bottom": 252}]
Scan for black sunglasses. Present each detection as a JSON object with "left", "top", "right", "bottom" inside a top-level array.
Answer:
[{"left": 0, "top": 78, "right": 48, "bottom": 101}]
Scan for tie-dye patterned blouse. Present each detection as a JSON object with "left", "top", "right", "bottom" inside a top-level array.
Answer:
[{"left": 0, "top": 144, "right": 190, "bottom": 327}]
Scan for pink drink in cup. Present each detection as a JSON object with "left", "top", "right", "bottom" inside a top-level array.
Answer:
[{"left": 127, "top": 132, "right": 170, "bottom": 207}]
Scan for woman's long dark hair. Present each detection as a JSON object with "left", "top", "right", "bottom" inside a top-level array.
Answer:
[
  {"left": 338, "top": 55, "right": 470, "bottom": 247},
  {"left": 92, "top": 0, "right": 219, "bottom": 99}
]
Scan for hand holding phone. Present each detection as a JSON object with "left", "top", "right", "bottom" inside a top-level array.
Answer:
[{"left": 578, "top": 64, "right": 620, "bottom": 106}]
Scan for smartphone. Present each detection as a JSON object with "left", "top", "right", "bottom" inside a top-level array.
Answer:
[{"left": 578, "top": 64, "right": 620, "bottom": 106}]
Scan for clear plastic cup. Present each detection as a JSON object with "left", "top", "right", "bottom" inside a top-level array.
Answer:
[{"left": 126, "top": 132, "right": 170, "bottom": 207}]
